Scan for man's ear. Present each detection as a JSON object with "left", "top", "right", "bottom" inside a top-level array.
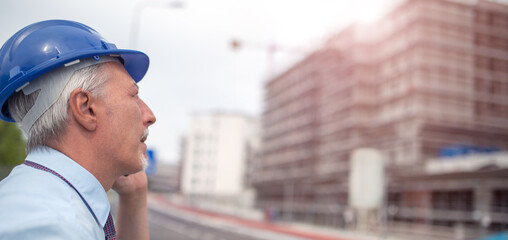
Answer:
[{"left": 68, "top": 89, "right": 97, "bottom": 131}]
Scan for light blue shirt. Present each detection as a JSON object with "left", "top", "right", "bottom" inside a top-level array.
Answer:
[{"left": 0, "top": 146, "right": 110, "bottom": 239}]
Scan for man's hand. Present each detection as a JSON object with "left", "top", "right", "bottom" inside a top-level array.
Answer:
[
  {"left": 112, "top": 171, "right": 148, "bottom": 196},
  {"left": 112, "top": 170, "right": 149, "bottom": 240}
]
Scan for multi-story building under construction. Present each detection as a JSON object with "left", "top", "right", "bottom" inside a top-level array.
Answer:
[{"left": 252, "top": 0, "right": 508, "bottom": 237}]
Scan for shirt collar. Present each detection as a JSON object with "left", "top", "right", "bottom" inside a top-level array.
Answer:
[{"left": 26, "top": 146, "right": 111, "bottom": 227}]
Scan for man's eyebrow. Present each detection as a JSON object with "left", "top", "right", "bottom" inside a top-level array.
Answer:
[{"left": 132, "top": 83, "right": 139, "bottom": 90}]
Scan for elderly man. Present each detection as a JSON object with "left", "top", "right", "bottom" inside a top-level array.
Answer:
[{"left": 0, "top": 20, "right": 156, "bottom": 239}]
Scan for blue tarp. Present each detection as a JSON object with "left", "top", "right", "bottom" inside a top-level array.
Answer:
[
  {"left": 477, "top": 232, "right": 508, "bottom": 240},
  {"left": 439, "top": 145, "right": 500, "bottom": 158}
]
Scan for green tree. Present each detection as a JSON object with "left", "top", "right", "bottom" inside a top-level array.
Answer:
[{"left": 0, "top": 121, "right": 26, "bottom": 179}]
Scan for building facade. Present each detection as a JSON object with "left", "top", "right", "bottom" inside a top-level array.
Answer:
[
  {"left": 180, "top": 112, "right": 259, "bottom": 199},
  {"left": 254, "top": 0, "right": 508, "bottom": 236}
]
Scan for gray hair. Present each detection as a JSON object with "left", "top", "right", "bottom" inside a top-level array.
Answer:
[{"left": 7, "top": 64, "right": 108, "bottom": 153}]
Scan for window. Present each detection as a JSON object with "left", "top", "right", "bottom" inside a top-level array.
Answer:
[
  {"left": 492, "top": 189, "right": 508, "bottom": 213},
  {"left": 432, "top": 190, "right": 473, "bottom": 211}
]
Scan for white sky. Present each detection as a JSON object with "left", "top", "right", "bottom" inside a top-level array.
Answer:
[{"left": 0, "top": 0, "right": 400, "bottom": 163}]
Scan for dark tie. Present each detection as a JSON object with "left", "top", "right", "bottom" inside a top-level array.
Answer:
[
  {"left": 104, "top": 213, "right": 116, "bottom": 240},
  {"left": 25, "top": 160, "right": 117, "bottom": 239}
]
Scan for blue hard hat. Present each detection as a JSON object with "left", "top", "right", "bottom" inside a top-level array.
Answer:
[{"left": 0, "top": 19, "right": 150, "bottom": 122}]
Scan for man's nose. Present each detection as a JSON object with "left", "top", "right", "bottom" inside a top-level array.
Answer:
[{"left": 140, "top": 99, "right": 156, "bottom": 127}]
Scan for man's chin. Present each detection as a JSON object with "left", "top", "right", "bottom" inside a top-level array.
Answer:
[{"left": 140, "top": 153, "right": 149, "bottom": 171}]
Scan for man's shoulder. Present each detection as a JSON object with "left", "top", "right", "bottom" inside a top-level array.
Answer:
[
  {"left": 0, "top": 163, "right": 86, "bottom": 211},
  {"left": 0, "top": 163, "right": 74, "bottom": 197},
  {"left": 0, "top": 164, "right": 103, "bottom": 239},
  {"left": 1, "top": 165, "right": 60, "bottom": 212}
]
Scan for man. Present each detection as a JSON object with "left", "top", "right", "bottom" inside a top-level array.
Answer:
[{"left": 0, "top": 20, "right": 156, "bottom": 239}]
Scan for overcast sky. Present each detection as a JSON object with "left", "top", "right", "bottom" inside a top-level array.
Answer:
[{"left": 1, "top": 0, "right": 400, "bottom": 163}]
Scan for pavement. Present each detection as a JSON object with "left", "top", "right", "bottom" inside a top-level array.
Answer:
[{"left": 148, "top": 193, "right": 406, "bottom": 240}]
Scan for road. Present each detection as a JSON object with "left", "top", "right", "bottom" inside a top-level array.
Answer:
[
  {"left": 111, "top": 196, "right": 278, "bottom": 240},
  {"left": 148, "top": 207, "right": 275, "bottom": 240},
  {"left": 111, "top": 194, "right": 336, "bottom": 240}
]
